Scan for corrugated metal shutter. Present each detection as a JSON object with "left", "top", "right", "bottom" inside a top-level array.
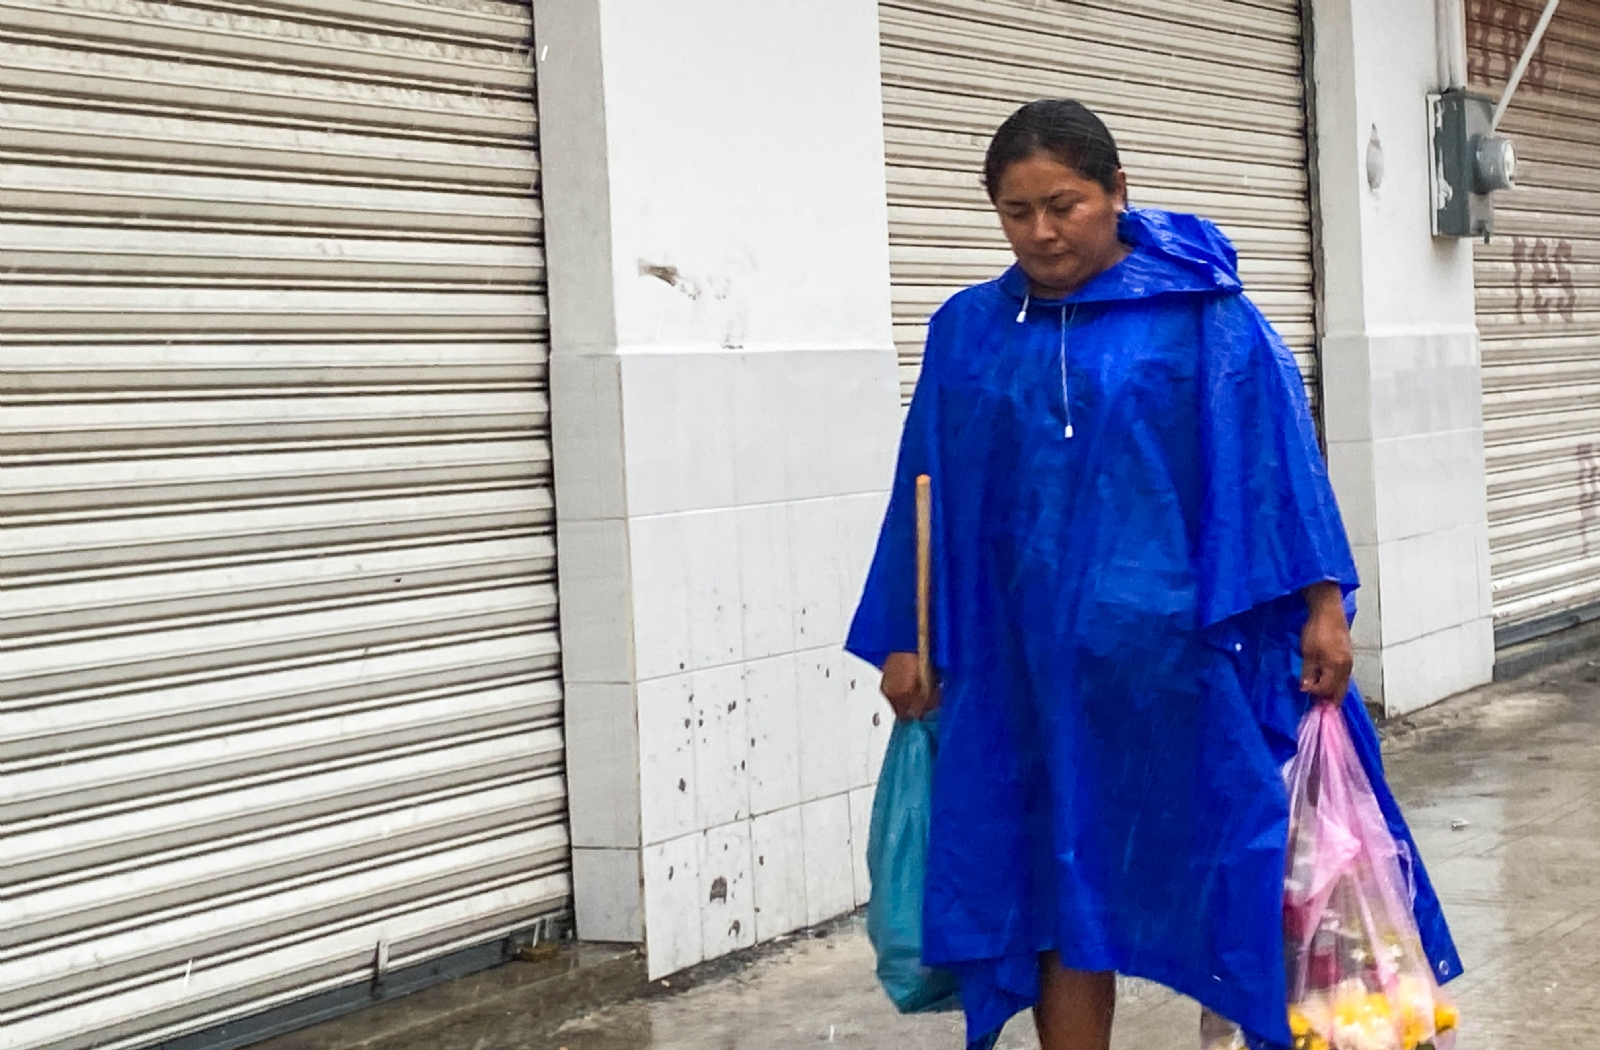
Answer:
[
  {"left": 1469, "top": 0, "right": 1600, "bottom": 643},
  {"left": 0, "top": 3, "right": 571, "bottom": 1048},
  {"left": 879, "top": 0, "right": 1318, "bottom": 406}
]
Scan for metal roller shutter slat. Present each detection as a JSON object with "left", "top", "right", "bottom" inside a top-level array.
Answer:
[
  {"left": 0, "top": 3, "right": 568, "bottom": 1047},
  {"left": 1470, "top": 0, "right": 1600, "bottom": 637},
  {"left": 880, "top": 0, "right": 1319, "bottom": 407}
]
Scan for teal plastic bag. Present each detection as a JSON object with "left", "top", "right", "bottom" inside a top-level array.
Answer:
[{"left": 866, "top": 714, "right": 960, "bottom": 1013}]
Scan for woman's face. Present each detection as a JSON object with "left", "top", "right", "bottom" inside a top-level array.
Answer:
[{"left": 993, "top": 152, "right": 1129, "bottom": 297}]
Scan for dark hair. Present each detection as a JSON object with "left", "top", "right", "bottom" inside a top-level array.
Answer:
[{"left": 982, "top": 99, "right": 1122, "bottom": 200}]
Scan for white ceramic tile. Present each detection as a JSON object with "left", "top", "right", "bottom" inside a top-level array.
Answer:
[
  {"left": 549, "top": 354, "right": 628, "bottom": 522},
  {"left": 845, "top": 660, "right": 890, "bottom": 791},
  {"left": 628, "top": 513, "right": 691, "bottom": 680},
  {"left": 554, "top": 518, "right": 635, "bottom": 685},
  {"left": 1326, "top": 439, "right": 1378, "bottom": 548},
  {"left": 789, "top": 498, "right": 848, "bottom": 649},
  {"left": 631, "top": 508, "right": 743, "bottom": 676},
  {"left": 750, "top": 807, "right": 808, "bottom": 940},
  {"left": 801, "top": 794, "right": 855, "bottom": 926},
  {"left": 1367, "top": 331, "right": 1483, "bottom": 442},
  {"left": 842, "top": 351, "right": 903, "bottom": 486},
  {"left": 1466, "top": 614, "right": 1496, "bottom": 686},
  {"left": 619, "top": 351, "right": 738, "bottom": 516},
  {"left": 1352, "top": 649, "right": 1385, "bottom": 711},
  {"left": 867, "top": 702, "right": 891, "bottom": 790},
  {"left": 572, "top": 847, "right": 644, "bottom": 943},
  {"left": 736, "top": 503, "right": 796, "bottom": 660},
  {"left": 848, "top": 786, "right": 875, "bottom": 908},
  {"left": 637, "top": 673, "right": 698, "bottom": 846},
  {"left": 642, "top": 832, "right": 703, "bottom": 978},
  {"left": 565, "top": 683, "right": 641, "bottom": 849},
  {"left": 692, "top": 663, "right": 750, "bottom": 829},
  {"left": 1376, "top": 525, "right": 1490, "bottom": 647},
  {"left": 780, "top": 349, "right": 902, "bottom": 503},
  {"left": 684, "top": 508, "right": 746, "bottom": 670},
  {"left": 745, "top": 654, "right": 802, "bottom": 815},
  {"left": 730, "top": 352, "right": 794, "bottom": 508},
  {"left": 779, "top": 357, "right": 840, "bottom": 504},
  {"left": 721, "top": 348, "right": 900, "bottom": 508},
  {"left": 700, "top": 820, "right": 757, "bottom": 957},
  {"left": 1349, "top": 543, "right": 1382, "bottom": 653},
  {"left": 837, "top": 489, "right": 892, "bottom": 629},
  {"left": 1379, "top": 617, "right": 1494, "bottom": 716},
  {"left": 843, "top": 645, "right": 885, "bottom": 680},
  {"left": 1473, "top": 522, "right": 1494, "bottom": 620},
  {"left": 1370, "top": 427, "right": 1489, "bottom": 543},
  {"left": 796, "top": 647, "right": 850, "bottom": 802},
  {"left": 1319, "top": 333, "right": 1374, "bottom": 445}
]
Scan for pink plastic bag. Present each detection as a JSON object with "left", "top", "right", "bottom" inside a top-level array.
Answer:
[{"left": 1282, "top": 705, "right": 1459, "bottom": 1050}]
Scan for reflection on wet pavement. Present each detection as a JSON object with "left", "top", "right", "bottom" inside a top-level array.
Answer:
[
  {"left": 1378, "top": 666, "right": 1600, "bottom": 1048},
  {"left": 545, "top": 928, "right": 1202, "bottom": 1050},
  {"left": 545, "top": 659, "right": 1600, "bottom": 1049}
]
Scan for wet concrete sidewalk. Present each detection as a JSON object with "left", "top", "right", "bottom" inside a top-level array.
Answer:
[{"left": 259, "top": 652, "right": 1600, "bottom": 1050}]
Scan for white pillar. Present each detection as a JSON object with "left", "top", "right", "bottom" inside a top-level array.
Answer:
[
  {"left": 1313, "top": 0, "right": 1495, "bottom": 715},
  {"left": 534, "top": 0, "right": 901, "bottom": 976}
]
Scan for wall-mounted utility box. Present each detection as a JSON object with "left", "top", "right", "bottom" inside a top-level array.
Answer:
[{"left": 1430, "top": 89, "right": 1517, "bottom": 240}]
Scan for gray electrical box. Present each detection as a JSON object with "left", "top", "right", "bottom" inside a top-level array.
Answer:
[{"left": 1430, "top": 89, "right": 1517, "bottom": 240}]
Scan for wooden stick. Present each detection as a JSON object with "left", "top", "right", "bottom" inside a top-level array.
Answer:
[{"left": 915, "top": 474, "right": 933, "bottom": 705}]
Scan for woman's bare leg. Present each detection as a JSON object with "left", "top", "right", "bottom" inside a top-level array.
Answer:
[{"left": 1034, "top": 953, "right": 1115, "bottom": 1050}]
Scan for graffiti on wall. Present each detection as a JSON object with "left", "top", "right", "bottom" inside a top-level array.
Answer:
[
  {"left": 1579, "top": 443, "right": 1600, "bottom": 557},
  {"left": 1511, "top": 237, "right": 1577, "bottom": 324},
  {"left": 1467, "top": 0, "right": 1553, "bottom": 91}
]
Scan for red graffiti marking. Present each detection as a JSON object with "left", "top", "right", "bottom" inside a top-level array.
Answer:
[
  {"left": 1467, "top": 0, "right": 1551, "bottom": 93},
  {"left": 1511, "top": 236, "right": 1577, "bottom": 324},
  {"left": 1554, "top": 240, "right": 1576, "bottom": 322},
  {"left": 1512, "top": 236, "right": 1525, "bottom": 318},
  {"left": 1579, "top": 443, "right": 1600, "bottom": 556}
]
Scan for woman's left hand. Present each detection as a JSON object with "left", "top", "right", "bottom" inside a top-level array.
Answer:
[{"left": 1300, "top": 582, "right": 1353, "bottom": 704}]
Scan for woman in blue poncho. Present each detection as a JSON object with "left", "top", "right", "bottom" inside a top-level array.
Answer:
[{"left": 846, "top": 100, "right": 1459, "bottom": 1050}]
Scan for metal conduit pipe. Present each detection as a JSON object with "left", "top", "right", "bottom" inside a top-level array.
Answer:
[{"left": 1436, "top": 0, "right": 1468, "bottom": 90}]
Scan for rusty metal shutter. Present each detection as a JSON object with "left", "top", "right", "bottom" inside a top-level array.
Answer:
[
  {"left": 879, "top": 0, "right": 1318, "bottom": 407},
  {"left": 1469, "top": 0, "right": 1600, "bottom": 643},
  {"left": 0, "top": 3, "right": 570, "bottom": 1048}
]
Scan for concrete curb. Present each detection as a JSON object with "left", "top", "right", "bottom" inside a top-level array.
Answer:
[
  {"left": 1378, "top": 643, "right": 1599, "bottom": 750},
  {"left": 251, "top": 915, "right": 867, "bottom": 1050},
  {"left": 1493, "top": 617, "right": 1600, "bottom": 684},
  {"left": 251, "top": 942, "right": 646, "bottom": 1050}
]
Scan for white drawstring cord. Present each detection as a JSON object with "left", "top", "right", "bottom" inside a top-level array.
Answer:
[
  {"left": 1059, "top": 305, "right": 1079, "bottom": 439},
  {"left": 1018, "top": 292, "right": 1078, "bottom": 440}
]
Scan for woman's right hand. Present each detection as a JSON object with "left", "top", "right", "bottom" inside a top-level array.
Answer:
[{"left": 881, "top": 651, "right": 940, "bottom": 721}]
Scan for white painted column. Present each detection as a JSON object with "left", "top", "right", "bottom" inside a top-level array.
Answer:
[
  {"left": 1313, "top": 0, "right": 1495, "bottom": 714},
  {"left": 534, "top": 1, "right": 901, "bottom": 975}
]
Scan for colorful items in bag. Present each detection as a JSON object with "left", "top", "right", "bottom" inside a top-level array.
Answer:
[{"left": 1283, "top": 705, "right": 1459, "bottom": 1050}]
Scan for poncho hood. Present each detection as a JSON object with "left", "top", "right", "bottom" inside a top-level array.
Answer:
[{"left": 997, "top": 206, "right": 1243, "bottom": 306}]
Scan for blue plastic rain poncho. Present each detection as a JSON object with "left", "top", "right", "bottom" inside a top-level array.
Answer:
[{"left": 846, "top": 209, "right": 1460, "bottom": 1048}]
